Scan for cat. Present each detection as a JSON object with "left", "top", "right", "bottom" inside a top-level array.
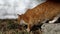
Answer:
[{"left": 18, "top": 0, "right": 60, "bottom": 32}]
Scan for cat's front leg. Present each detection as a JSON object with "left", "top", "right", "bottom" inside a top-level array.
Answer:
[{"left": 49, "top": 15, "right": 60, "bottom": 23}]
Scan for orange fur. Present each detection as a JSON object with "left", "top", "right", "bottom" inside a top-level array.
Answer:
[{"left": 18, "top": 0, "right": 60, "bottom": 32}]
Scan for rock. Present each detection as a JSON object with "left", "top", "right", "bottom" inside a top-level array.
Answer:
[{"left": 41, "top": 23, "right": 60, "bottom": 34}]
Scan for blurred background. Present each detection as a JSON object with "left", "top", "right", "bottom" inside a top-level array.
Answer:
[{"left": 0, "top": 0, "right": 46, "bottom": 19}]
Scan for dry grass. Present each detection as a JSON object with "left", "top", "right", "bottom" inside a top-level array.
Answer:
[{"left": 0, "top": 19, "right": 42, "bottom": 34}]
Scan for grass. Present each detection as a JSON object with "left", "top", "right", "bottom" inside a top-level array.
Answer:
[{"left": 0, "top": 19, "right": 42, "bottom": 34}]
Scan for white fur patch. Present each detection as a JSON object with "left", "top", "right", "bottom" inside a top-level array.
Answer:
[
  {"left": 49, "top": 14, "right": 60, "bottom": 23},
  {"left": 20, "top": 19, "right": 27, "bottom": 25}
]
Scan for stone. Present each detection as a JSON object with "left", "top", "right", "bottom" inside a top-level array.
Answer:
[{"left": 41, "top": 23, "right": 60, "bottom": 34}]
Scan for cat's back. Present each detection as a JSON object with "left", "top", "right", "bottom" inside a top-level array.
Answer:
[{"left": 23, "top": 0, "right": 60, "bottom": 23}]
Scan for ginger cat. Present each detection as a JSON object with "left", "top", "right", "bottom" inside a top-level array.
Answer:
[{"left": 18, "top": 0, "right": 60, "bottom": 32}]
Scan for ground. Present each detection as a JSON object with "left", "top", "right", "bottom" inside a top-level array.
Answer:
[{"left": 0, "top": 19, "right": 42, "bottom": 34}]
